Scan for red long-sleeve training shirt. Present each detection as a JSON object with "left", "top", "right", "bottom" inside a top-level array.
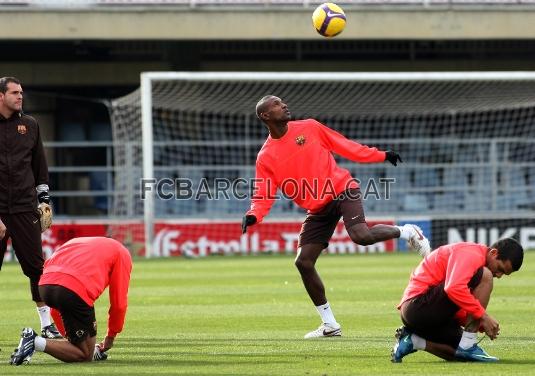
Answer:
[
  {"left": 39, "top": 237, "right": 132, "bottom": 338},
  {"left": 399, "top": 242, "right": 488, "bottom": 319},
  {"left": 246, "top": 119, "right": 386, "bottom": 223}
]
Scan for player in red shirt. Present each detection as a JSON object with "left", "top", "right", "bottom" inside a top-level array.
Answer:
[
  {"left": 10, "top": 237, "right": 132, "bottom": 365},
  {"left": 241, "top": 95, "right": 431, "bottom": 338},
  {"left": 391, "top": 238, "right": 523, "bottom": 363}
]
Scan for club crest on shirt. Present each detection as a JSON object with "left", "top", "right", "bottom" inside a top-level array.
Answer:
[
  {"left": 17, "top": 125, "right": 27, "bottom": 134},
  {"left": 295, "top": 135, "right": 306, "bottom": 146}
]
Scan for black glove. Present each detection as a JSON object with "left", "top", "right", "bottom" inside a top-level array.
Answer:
[
  {"left": 37, "top": 191, "right": 50, "bottom": 204},
  {"left": 241, "top": 215, "right": 257, "bottom": 234},
  {"left": 385, "top": 151, "right": 403, "bottom": 166}
]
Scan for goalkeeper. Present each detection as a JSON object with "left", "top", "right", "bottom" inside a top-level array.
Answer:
[
  {"left": 0, "top": 77, "right": 60, "bottom": 339},
  {"left": 242, "top": 95, "right": 431, "bottom": 338}
]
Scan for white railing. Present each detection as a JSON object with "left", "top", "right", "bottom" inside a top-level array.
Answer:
[
  {"left": 44, "top": 141, "right": 117, "bottom": 217},
  {"left": 139, "top": 138, "right": 535, "bottom": 218}
]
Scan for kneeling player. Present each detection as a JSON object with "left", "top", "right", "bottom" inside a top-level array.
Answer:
[
  {"left": 10, "top": 237, "right": 132, "bottom": 365},
  {"left": 391, "top": 238, "right": 523, "bottom": 363}
]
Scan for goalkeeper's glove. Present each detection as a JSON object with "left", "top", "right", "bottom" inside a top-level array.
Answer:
[
  {"left": 385, "top": 150, "right": 403, "bottom": 166},
  {"left": 241, "top": 215, "right": 257, "bottom": 234},
  {"left": 37, "top": 191, "right": 53, "bottom": 233}
]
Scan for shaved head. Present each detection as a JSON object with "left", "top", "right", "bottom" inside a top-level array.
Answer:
[
  {"left": 254, "top": 95, "right": 290, "bottom": 137},
  {"left": 255, "top": 95, "right": 277, "bottom": 120}
]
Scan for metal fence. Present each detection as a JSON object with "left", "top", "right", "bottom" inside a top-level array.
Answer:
[
  {"left": 46, "top": 141, "right": 116, "bottom": 217},
  {"left": 126, "top": 138, "right": 535, "bottom": 219},
  {"left": 46, "top": 138, "right": 535, "bottom": 218}
]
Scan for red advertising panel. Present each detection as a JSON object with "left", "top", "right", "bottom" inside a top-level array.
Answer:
[
  {"left": 152, "top": 220, "right": 395, "bottom": 257},
  {"left": 2, "top": 219, "right": 395, "bottom": 261}
]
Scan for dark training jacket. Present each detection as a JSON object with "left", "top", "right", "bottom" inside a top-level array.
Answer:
[{"left": 0, "top": 112, "right": 48, "bottom": 214}]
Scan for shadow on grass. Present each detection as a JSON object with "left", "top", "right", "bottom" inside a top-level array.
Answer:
[
  {"left": 402, "top": 358, "right": 535, "bottom": 365},
  {"left": 32, "top": 358, "right": 293, "bottom": 367}
]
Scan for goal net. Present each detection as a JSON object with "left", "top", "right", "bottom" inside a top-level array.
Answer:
[{"left": 109, "top": 72, "right": 535, "bottom": 257}]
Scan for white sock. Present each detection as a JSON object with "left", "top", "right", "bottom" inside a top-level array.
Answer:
[
  {"left": 315, "top": 302, "right": 338, "bottom": 327},
  {"left": 411, "top": 334, "right": 426, "bottom": 350},
  {"left": 396, "top": 225, "right": 412, "bottom": 240},
  {"left": 458, "top": 331, "right": 478, "bottom": 349},
  {"left": 37, "top": 306, "right": 52, "bottom": 329},
  {"left": 34, "top": 336, "right": 46, "bottom": 352}
]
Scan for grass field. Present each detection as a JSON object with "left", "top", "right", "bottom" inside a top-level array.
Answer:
[{"left": 1, "top": 251, "right": 535, "bottom": 375}]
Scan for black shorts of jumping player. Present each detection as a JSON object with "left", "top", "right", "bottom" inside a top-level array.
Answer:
[{"left": 298, "top": 188, "right": 366, "bottom": 249}]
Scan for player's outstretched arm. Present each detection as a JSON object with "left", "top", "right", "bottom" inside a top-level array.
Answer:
[
  {"left": 385, "top": 150, "right": 403, "bottom": 166},
  {"left": 314, "top": 120, "right": 386, "bottom": 163}
]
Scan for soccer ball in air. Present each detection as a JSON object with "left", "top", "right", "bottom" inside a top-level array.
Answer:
[{"left": 312, "top": 2, "right": 346, "bottom": 38}]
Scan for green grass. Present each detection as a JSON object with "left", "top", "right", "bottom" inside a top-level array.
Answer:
[{"left": 1, "top": 252, "right": 535, "bottom": 375}]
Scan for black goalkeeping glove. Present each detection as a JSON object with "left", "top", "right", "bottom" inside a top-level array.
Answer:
[
  {"left": 385, "top": 150, "right": 403, "bottom": 166},
  {"left": 37, "top": 191, "right": 50, "bottom": 204},
  {"left": 241, "top": 215, "right": 257, "bottom": 234}
]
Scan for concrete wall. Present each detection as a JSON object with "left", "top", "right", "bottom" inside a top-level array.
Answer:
[
  {"left": 0, "top": 62, "right": 171, "bottom": 86},
  {"left": 2, "top": 7, "right": 535, "bottom": 40}
]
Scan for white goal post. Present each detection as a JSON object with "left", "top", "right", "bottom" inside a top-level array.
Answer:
[{"left": 110, "top": 71, "right": 535, "bottom": 257}]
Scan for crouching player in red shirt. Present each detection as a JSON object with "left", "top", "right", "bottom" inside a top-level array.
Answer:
[
  {"left": 391, "top": 238, "right": 523, "bottom": 363},
  {"left": 10, "top": 237, "right": 132, "bottom": 365}
]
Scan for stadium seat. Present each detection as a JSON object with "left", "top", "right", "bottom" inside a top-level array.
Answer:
[
  {"left": 506, "top": 168, "right": 531, "bottom": 209},
  {"left": 463, "top": 167, "right": 492, "bottom": 199},
  {"left": 463, "top": 192, "right": 486, "bottom": 212},
  {"left": 88, "top": 122, "right": 112, "bottom": 141},
  {"left": 412, "top": 168, "right": 440, "bottom": 188},
  {"left": 443, "top": 168, "right": 467, "bottom": 187},
  {"left": 89, "top": 171, "right": 109, "bottom": 213},
  {"left": 362, "top": 197, "right": 377, "bottom": 213},
  {"left": 59, "top": 123, "right": 85, "bottom": 141},
  {"left": 433, "top": 192, "right": 463, "bottom": 211},
  {"left": 387, "top": 169, "right": 410, "bottom": 188},
  {"left": 403, "top": 194, "right": 429, "bottom": 212}
]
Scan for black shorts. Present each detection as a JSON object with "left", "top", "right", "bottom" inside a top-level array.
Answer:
[
  {"left": 39, "top": 284, "right": 97, "bottom": 344},
  {"left": 400, "top": 267, "right": 484, "bottom": 349},
  {"left": 298, "top": 188, "right": 366, "bottom": 249}
]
